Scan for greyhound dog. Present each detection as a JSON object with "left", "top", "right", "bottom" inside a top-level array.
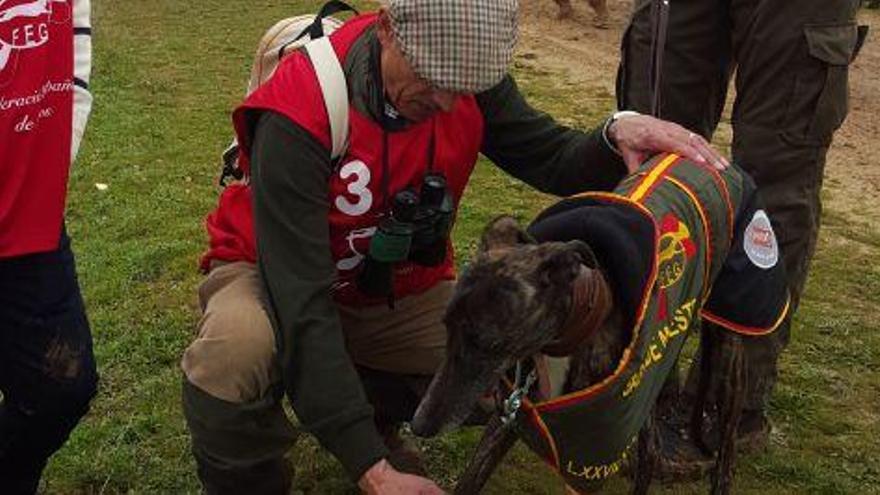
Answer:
[{"left": 412, "top": 154, "right": 789, "bottom": 494}]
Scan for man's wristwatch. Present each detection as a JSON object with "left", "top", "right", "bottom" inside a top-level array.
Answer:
[{"left": 602, "top": 110, "right": 641, "bottom": 156}]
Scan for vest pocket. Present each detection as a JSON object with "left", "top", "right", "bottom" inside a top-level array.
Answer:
[{"left": 784, "top": 23, "right": 858, "bottom": 145}]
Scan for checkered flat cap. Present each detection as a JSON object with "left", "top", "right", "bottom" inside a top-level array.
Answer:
[{"left": 388, "top": 0, "right": 519, "bottom": 93}]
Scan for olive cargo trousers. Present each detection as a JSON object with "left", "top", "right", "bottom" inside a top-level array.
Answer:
[{"left": 618, "top": 0, "right": 864, "bottom": 411}]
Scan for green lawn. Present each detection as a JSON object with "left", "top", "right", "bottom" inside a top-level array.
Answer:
[{"left": 42, "top": 1, "right": 880, "bottom": 493}]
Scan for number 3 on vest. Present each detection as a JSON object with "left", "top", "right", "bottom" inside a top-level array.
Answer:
[{"left": 335, "top": 160, "right": 373, "bottom": 216}]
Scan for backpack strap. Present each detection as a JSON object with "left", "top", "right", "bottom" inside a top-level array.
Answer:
[
  {"left": 306, "top": 36, "right": 349, "bottom": 161},
  {"left": 297, "top": 0, "right": 359, "bottom": 42},
  {"left": 219, "top": 2, "right": 355, "bottom": 186}
]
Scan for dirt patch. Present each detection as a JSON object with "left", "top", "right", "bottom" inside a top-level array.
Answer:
[
  {"left": 517, "top": 0, "right": 627, "bottom": 92},
  {"left": 516, "top": 2, "right": 880, "bottom": 229},
  {"left": 44, "top": 336, "right": 83, "bottom": 381}
]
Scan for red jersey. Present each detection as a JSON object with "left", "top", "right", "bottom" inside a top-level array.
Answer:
[
  {"left": 0, "top": 0, "right": 84, "bottom": 257},
  {"left": 203, "top": 14, "right": 485, "bottom": 305}
]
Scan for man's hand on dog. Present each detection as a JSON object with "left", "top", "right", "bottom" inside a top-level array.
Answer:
[
  {"left": 358, "top": 459, "right": 446, "bottom": 495},
  {"left": 608, "top": 113, "right": 730, "bottom": 173}
]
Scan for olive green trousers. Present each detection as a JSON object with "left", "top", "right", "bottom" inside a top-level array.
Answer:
[{"left": 618, "top": 0, "right": 864, "bottom": 411}]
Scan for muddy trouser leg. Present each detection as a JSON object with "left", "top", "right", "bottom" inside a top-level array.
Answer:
[
  {"left": 0, "top": 231, "right": 99, "bottom": 495},
  {"left": 709, "top": 0, "right": 861, "bottom": 413},
  {"left": 181, "top": 262, "right": 297, "bottom": 495}
]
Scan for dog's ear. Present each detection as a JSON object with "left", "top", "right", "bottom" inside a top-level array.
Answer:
[
  {"left": 479, "top": 215, "right": 536, "bottom": 253},
  {"left": 537, "top": 240, "right": 600, "bottom": 288},
  {"left": 565, "top": 240, "right": 601, "bottom": 269},
  {"left": 537, "top": 247, "right": 583, "bottom": 288}
]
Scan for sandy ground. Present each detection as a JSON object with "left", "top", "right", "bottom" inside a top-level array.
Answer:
[{"left": 517, "top": 0, "right": 880, "bottom": 228}]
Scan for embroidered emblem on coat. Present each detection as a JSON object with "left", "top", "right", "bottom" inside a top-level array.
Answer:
[
  {"left": 657, "top": 213, "right": 697, "bottom": 288},
  {"left": 743, "top": 209, "right": 778, "bottom": 269},
  {"left": 655, "top": 213, "right": 697, "bottom": 321}
]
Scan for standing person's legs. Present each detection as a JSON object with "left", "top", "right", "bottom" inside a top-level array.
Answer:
[
  {"left": 728, "top": 0, "right": 862, "bottom": 415},
  {"left": 0, "top": 231, "right": 99, "bottom": 495},
  {"left": 181, "top": 262, "right": 297, "bottom": 495},
  {"left": 617, "top": 0, "right": 732, "bottom": 139}
]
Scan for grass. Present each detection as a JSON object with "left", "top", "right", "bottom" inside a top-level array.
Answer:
[{"left": 38, "top": 1, "right": 880, "bottom": 493}]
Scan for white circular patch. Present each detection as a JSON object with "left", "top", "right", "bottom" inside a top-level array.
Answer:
[{"left": 744, "top": 210, "right": 779, "bottom": 269}]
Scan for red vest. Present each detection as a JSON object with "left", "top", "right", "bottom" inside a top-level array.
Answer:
[
  {"left": 203, "top": 14, "right": 485, "bottom": 305},
  {"left": 0, "top": 0, "right": 75, "bottom": 257}
]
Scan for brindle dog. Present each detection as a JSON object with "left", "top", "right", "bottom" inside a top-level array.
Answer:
[{"left": 411, "top": 216, "right": 745, "bottom": 495}]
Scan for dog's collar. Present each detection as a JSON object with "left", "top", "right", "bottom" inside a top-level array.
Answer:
[{"left": 541, "top": 265, "right": 613, "bottom": 357}]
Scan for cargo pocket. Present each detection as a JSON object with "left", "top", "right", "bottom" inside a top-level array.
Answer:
[{"left": 783, "top": 23, "right": 858, "bottom": 144}]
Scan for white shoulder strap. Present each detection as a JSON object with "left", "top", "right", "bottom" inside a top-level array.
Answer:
[{"left": 305, "top": 36, "right": 349, "bottom": 160}]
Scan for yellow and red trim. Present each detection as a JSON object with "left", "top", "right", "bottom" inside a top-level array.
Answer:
[
  {"left": 678, "top": 159, "right": 736, "bottom": 242},
  {"left": 521, "top": 396, "right": 562, "bottom": 469},
  {"left": 629, "top": 153, "right": 681, "bottom": 203},
  {"left": 621, "top": 172, "right": 648, "bottom": 196},
  {"left": 700, "top": 293, "right": 791, "bottom": 336},
  {"left": 665, "top": 176, "right": 714, "bottom": 300},
  {"left": 703, "top": 164, "right": 736, "bottom": 242},
  {"left": 499, "top": 376, "right": 562, "bottom": 469}
]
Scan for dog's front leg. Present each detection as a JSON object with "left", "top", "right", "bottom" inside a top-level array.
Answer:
[
  {"left": 454, "top": 416, "right": 518, "bottom": 495},
  {"left": 711, "top": 333, "right": 745, "bottom": 495}
]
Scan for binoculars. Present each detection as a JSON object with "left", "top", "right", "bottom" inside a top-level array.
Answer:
[{"left": 356, "top": 172, "right": 455, "bottom": 300}]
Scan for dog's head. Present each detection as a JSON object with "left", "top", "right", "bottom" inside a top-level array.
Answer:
[{"left": 411, "top": 216, "right": 607, "bottom": 437}]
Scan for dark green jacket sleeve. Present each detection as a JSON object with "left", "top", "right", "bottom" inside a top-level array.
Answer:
[
  {"left": 250, "top": 111, "right": 388, "bottom": 480},
  {"left": 477, "top": 75, "right": 627, "bottom": 195}
]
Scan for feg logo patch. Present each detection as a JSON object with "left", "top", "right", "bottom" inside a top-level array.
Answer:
[
  {"left": 657, "top": 213, "right": 697, "bottom": 289},
  {"left": 744, "top": 209, "right": 779, "bottom": 269},
  {"left": 0, "top": 0, "right": 70, "bottom": 85},
  {"left": 654, "top": 213, "right": 697, "bottom": 322}
]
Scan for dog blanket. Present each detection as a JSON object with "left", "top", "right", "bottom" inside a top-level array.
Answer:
[{"left": 514, "top": 153, "right": 790, "bottom": 492}]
